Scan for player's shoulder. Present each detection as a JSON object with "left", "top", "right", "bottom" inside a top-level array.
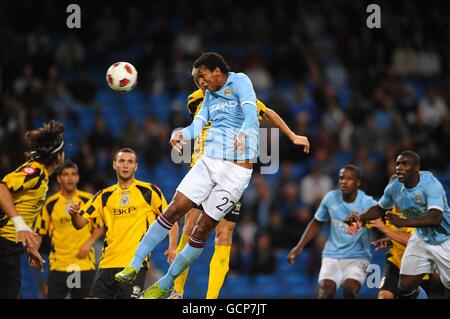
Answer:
[
  {"left": 386, "top": 176, "right": 401, "bottom": 189},
  {"left": 325, "top": 189, "right": 341, "bottom": 202},
  {"left": 188, "top": 89, "right": 204, "bottom": 102},
  {"left": 420, "top": 171, "right": 438, "bottom": 183},
  {"left": 356, "top": 188, "right": 371, "bottom": 197},
  {"left": 134, "top": 179, "right": 151, "bottom": 189},
  {"left": 77, "top": 189, "right": 93, "bottom": 201},
  {"left": 187, "top": 89, "right": 205, "bottom": 116},
  {"left": 357, "top": 189, "right": 376, "bottom": 202},
  {"left": 11, "top": 161, "right": 44, "bottom": 176},
  {"left": 95, "top": 184, "right": 117, "bottom": 198},
  {"left": 231, "top": 72, "right": 251, "bottom": 83},
  {"left": 420, "top": 171, "right": 443, "bottom": 189},
  {"left": 45, "top": 191, "right": 62, "bottom": 203},
  {"left": 102, "top": 184, "right": 117, "bottom": 193},
  {"left": 134, "top": 180, "right": 164, "bottom": 197}
]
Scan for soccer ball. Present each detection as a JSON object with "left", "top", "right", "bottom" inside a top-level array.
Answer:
[{"left": 106, "top": 62, "right": 138, "bottom": 93}]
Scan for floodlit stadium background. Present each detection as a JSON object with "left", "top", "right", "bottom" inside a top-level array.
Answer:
[{"left": 1, "top": 0, "right": 449, "bottom": 298}]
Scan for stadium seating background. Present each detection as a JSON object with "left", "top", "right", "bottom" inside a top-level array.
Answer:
[{"left": 1, "top": 0, "right": 449, "bottom": 298}]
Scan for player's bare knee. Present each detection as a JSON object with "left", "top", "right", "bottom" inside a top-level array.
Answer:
[
  {"left": 398, "top": 274, "right": 421, "bottom": 293},
  {"left": 192, "top": 225, "right": 208, "bottom": 241},
  {"left": 318, "top": 281, "right": 336, "bottom": 299},
  {"left": 165, "top": 201, "right": 191, "bottom": 223},
  {"left": 215, "top": 229, "right": 232, "bottom": 246},
  {"left": 183, "top": 220, "right": 195, "bottom": 236},
  {"left": 343, "top": 279, "right": 360, "bottom": 299},
  {"left": 215, "top": 220, "right": 235, "bottom": 246}
]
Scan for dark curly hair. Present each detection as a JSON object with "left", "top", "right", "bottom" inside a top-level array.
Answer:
[
  {"left": 193, "top": 52, "right": 230, "bottom": 75},
  {"left": 24, "top": 120, "right": 64, "bottom": 165}
]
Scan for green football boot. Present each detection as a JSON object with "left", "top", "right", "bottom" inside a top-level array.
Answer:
[
  {"left": 139, "top": 282, "right": 170, "bottom": 299},
  {"left": 114, "top": 266, "right": 138, "bottom": 285}
]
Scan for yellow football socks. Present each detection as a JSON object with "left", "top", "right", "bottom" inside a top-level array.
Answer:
[{"left": 206, "top": 245, "right": 231, "bottom": 299}]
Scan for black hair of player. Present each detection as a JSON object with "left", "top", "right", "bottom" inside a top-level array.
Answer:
[
  {"left": 399, "top": 150, "right": 421, "bottom": 167},
  {"left": 115, "top": 147, "right": 138, "bottom": 162},
  {"left": 342, "top": 164, "right": 361, "bottom": 180},
  {"left": 24, "top": 120, "right": 64, "bottom": 166},
  {"left": 57, "top": 160, "right": 78, "bottom": 176},
  {"left": 193, "top": 52, "right": 230, "bottom": 75}
]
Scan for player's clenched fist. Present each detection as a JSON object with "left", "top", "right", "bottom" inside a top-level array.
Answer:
[
  {"left": 343, "top": 212, "right": 362, "bottom": 235},
  {"left": 68, "top": 202, "right": 80, "bottom": 216},
  {"left": 170, "top": 130, "right": 186, "bottom": 155}
]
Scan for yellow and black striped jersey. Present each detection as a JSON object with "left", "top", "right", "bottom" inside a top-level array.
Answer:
[
  {"left": 0, "top": 161, "right": 49, "bottom": 243},
  {"left": 386, "top": 205, "right": 415, "bottom": 269},
  {"left": 34, "top": 189, "right": 100, "bottom": 271},
  {"left": 79, "top": 179, "right": 167, "bottom": 269},
  {"left": 187, "top": 89, "right": 268, "bottom": 166}
]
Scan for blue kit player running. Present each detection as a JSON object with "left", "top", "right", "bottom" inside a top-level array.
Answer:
[
  {"left": 287, "top": 165, "right": 377, "bottom": 299},
  {"left": 346, "top": 151, "right": 450, "bottom": 299},
  {"left": 115, "top": 52, "right": 259, "bottom": 298}
]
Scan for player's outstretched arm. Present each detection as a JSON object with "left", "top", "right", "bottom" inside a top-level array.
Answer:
[
  {"left": 263, "top": 107, "right": 310, "bottom": 153},
  {"left": 386, "top": 209, "right": 443, "bottom": 228},
  {"left": 68, "top": 202, "right": 89, "bottom": 230},
  {"left": 0, "top": 183, "right": 39, "bottom": 248},
  {"left": 287, "top": 218, "right": 324, "bottom": 265},
  {"left": 170, "top": 130, "right": 187, "bottom": 155},
  {"left": 368, "top": 218, "right": 411, "bottom": 246},
  {"left": 344, "top": 205, "right": 386, "bottom": 235}
]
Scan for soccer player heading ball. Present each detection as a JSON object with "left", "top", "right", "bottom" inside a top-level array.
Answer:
[{"left": 115, "top": 52, "right": 262, "bottom": 298}]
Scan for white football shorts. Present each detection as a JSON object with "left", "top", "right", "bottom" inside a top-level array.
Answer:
[
  {"left": 400, "top": 232, "right": 450, "bottom": 289},
  {"left": 177, "top": 156, "right": 253, "bottom": 221},
  {"left": 318, "top": 257, "right": 369, "bottom": 288}
]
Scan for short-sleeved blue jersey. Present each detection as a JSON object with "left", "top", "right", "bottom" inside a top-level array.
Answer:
[
  {"left": 379, "top": 171, "right": 450, "bottom": 244},
  {"left": 315, "top": 189, "right": 377, "bottom": 260}
]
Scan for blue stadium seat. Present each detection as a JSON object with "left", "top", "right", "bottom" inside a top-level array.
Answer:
[
  {"left": 148, "top": 94, "right": 171, "bottom": 122},
  {"left": 225, "top": 275, "right": 250, "bottom": 287},
  {"left": 292, "top": 163, "right": 308, "bottom": 179},
  {"left": 96, "top": 89, "right": 119, "bottom": 107},
  {"left": 281, "top": 273, "right": 310, "bottom": 286},
  {"left": 287, "top": 284, "right": 314, "bottom": 298},
  {"left": 254, "top": 275, "right": 278, "bottom": 286}
]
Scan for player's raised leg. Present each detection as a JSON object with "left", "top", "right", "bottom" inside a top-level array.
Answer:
[
  {"left": 115, "top": 191, "right": 195, "bottom": 284},
  {"left": 116, "top": 151, "right": 216, "bottom": 284},
  {"left": 169, "top": 207, "right": 202, "bottom": 298},
  {"left": 140, "top": 210, "right": 219, "bottom": 298}
]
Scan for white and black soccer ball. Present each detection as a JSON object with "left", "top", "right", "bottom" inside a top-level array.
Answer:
[{"left": 106, "top": 62, "right": 138, "bottom": 93}]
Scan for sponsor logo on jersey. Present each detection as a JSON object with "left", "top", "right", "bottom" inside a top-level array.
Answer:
[
  {"left": 120, "top": 191, "right": 130, "bottom": 206},
  {"left": 415, "top": 194, "right": 423, "bottom": 203},
  {"left": 22, "top": 166, "right": 36, "bottom": 175},
  {"left": 113, "top": 206, "right": 137, "bottom": 217}
]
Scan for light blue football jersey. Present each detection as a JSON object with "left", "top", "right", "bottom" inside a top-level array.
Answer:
[
  {"left": 181, "top": 72, "right": 259, "bottom": 160},
  {"left": 315, "top": 189, "right": 377, "bottom": 260},
  {"left": 379, "top": 171, "right": 450, "bottom": 244}
]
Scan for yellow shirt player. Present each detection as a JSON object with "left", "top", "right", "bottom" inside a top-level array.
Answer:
[
  {"left": 0, "top": 120, "right": 65, "bottom": 299},
  {"left": 369, "top": 205, "right": 430, "bottom": 299},
  {"left": 169, "top": 70, "right": 311, "bottom": 299},
  {"left": 33, "top": 161, "right": 104, "bottom": 299},
  {"left": 69, "top": 148, "right": 179, "bottom": 299}
]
